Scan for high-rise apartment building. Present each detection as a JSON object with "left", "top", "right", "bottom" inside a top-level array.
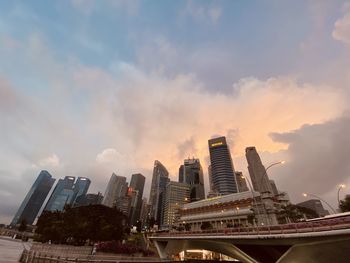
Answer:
[
  {"left": 162, "top": 181, "right": 190, "bottom": 228},
  {"left": 178, "top": 158, "right": 205, "bottom": 202},
  {"left": 11, "top": 170, "right": 55, "bottom": 225},
  {"left": 129, "top": 173, "right": 145, "bottom": 225},
  {"left": 102, "top": 173, "right": 128, "bottom": 207},
  {"left": 44, "top": 176, "right": 76, "bottom": 211},
  {"left": 140, "top": 198, "right": 149, "bottom": 225},
  {"left": 235, "top": 172, "right": 249, "bottom": 192},
  {"left": 245, "top": 147, "right": 273, "bottom": 193},
  {"left": 208, "top": 136, "right": 238, "bottom": 195},
  {"left": 149, "top": 160, "right": 170, "bottom": 225}
]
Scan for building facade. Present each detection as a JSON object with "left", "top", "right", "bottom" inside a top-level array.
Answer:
[
  {"left": 74, "top": 192, "right": 103, "bottom": 206},
  {"left": 149, "top": 160, "right": 170, "bottom": 225},
  {"left": 102, "top": 173, "right": 128, "bottom": 207},
  {"left": 11, "top": 170, "right": 55, "bottom": 225},
  {"left": 245, "top": 147, "right": 273, "bottom": 194},
  {"left": 44, "top": 176, "right": 76, "bottom": 211},
  {"left": 235, "top": 172, "right": 249, "bottom": 192},
  {"left": 162, "top": 181, "right": 190, "bottom": 229},
  {"left": 72, "top": 177, "right": 91, "bottom": 205},
  {"left": 129, "top": 173, "right": 145, "bottom": 225},
  {"left": 179, "top": 158, "right": 205, "bottom": 202},
  {"left": 296, "top": 199, "right": 330, "bottom": 217},
  {"left": 208, "top": 136, "right": 238, "bottom": 195}
]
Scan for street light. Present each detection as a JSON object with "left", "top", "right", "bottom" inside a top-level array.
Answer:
[
  {"left": 302, "top": 193, "right": 337, "bottom": 214},
  {"left": 337, "top": 184, "right": 346, "bottom": 206},
  {"left": 241, "top": 175, "right": 260, "bottom": 226},
  {"left": 265, "top": 160, "right": 285, "bottom": 172}
]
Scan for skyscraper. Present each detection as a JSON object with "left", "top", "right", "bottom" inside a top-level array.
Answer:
[
  {"left": 11, "top": 170, "right": 55, "bottom": 226},
  {"left": 102, "top": 173, "right": 128, "bottom": 207},
  {"left": 178, "top": 158, "right": 205, "bottom": 202},
  {"left": 208, "top": 136, "right": 238, "bottom": 195},
  {"left": 72, "top": 177, "right": 91, "bottom": 205},
  {"left": 149, "top": 160, "right": 170, "bottom": 225},
  {"left": 44, "top": 176, "right": 76, "bottom": 211},
  {"left": 162, "top": 181, "right": 190, "bottom": 228},
  {"left": 235, "top": 171, "right": 249, "bottom": 192},
  {"left": 245, "top": 147, "right": 273, "bottom": 193},
  {"left": 129, "top": 173, "right": 145, "bottom": 225}
]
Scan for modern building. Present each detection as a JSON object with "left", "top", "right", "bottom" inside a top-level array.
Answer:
[
  {"left": 245, "top": 147, "right": 273, "bottom": 194},
  {"left": 74, "top": 192, "right": 103, "bottom": 206},
  {"left": 179, "top": 158, "right": 205, "bottom": 202},
  {"left": 72, "top": 177, "right": 91, "bottom": 205},
  {"left": 140, "top": 197, "right": 149, "bottom": 225},
  {"left": 149, "top": 160, "right": 170, "bottom": 225},
  {"left": 102, "top": 173, "right": 128, "bottom": 207},
  {"left": 235, "top": 172, "right": 249, "bottom": 192},
  {"left": 296, "top": 199, "right": 330, "bottom": 217},
  {"left": 208, "top": 136, "right": 238, "bottom": 195},
  {"left": 178, "top": 192, "right": 256, "bottom": 230},
  {"left": 129, "top": 173, "right": 145, "bottom": 225},
  {"left": 162, "top": 181, "right": 190, "bottom": 229},
  {"left": 44, "top": 176, "right": 76, "bottom": 212},
  {"left": 11, "top": 170, "right": 55, "bottom": 226}
]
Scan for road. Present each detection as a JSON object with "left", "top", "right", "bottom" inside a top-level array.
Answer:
[{"left": 0, "top": 237, "right": 30, "bottom": 263}]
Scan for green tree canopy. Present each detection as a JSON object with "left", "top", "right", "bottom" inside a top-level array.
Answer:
[
  {"left": 36, "top": 205, "right": 127, "bottom": 244},
  {"left": 339, "top": 195, "right": 350, "bottom": 212}
]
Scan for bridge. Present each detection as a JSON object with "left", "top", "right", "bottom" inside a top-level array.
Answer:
[{"left": 149, "top": 214, "right": 350, "bottom": 263}]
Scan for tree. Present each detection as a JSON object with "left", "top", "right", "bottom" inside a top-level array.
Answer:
[
  {"left": 36, "top": 205, "right": 127, "bottom": 244},
  {"left": 277, "top": 204, "right": 318, "bottom": 224},
  {"left": 339, "top": 195, "right": 350, "bottom": 212},
  {"left": 135, "top": 221, "right": 142, "bottom": 233},
  {"left": 18, "top": 219, "right": 27, "bottom": 232},
  {"left": 200, "top": 222, "right": 212, "bottom": 230},
  {"left": 184, "top": 223, "right": 191, "bottom": 231}
]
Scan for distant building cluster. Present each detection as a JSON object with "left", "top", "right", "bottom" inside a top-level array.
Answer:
[{"left": 11, "top": 135, "right": 329, "bottom": 229}]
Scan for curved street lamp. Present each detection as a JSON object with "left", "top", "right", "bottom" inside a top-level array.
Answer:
[
  {"left": 337, "top": 184, "right": 346, "bottom": 206},
  {"left": 302, "top": 193, "right": 337, "bottom": 214}
]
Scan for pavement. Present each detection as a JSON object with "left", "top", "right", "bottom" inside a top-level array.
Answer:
[{"left": 0, "top": 236, "right": 31, "bottom": 263}]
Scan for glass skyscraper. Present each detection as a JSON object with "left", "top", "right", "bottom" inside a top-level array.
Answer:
[
  {"left": 44, "top": 176, "right": 76, "bottom": 211},
  {"left": 72, "top": 177, "right": 91, "bottom": 205},
  {"left": 208, "top": 136, "right": 238, "bottom": 195},
  {"left": 179, "top": 158, "right": 205, "bottom": 202},
  {"left": 129, "top": 173, "right": 145, "bottom": 225},
  {"left": 149, "top": 160, "right": 169, "bottom": 225},
  {"left": 11, "top": 170, "right": 55, "bottom": 225},
  {"left": 102, "top": 173, "right": 128, "bottom": 207}
]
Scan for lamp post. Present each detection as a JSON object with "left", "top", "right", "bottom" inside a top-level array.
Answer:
[
  {"left": 302, "top": 193, "right": 337, "bottom": 214},
  {"left": 260, "top": 161, "right": 285, "bottom": 225},
  {"left": 241, "top": 175, "right": 260, "bottom": 226},
  {"left": 337, "top": 184, "right": 346, "bottom": 206}
]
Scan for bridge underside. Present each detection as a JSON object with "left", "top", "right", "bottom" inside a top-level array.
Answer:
[{"left": 152, "top": 236, "right": 350, "bottom": 263}]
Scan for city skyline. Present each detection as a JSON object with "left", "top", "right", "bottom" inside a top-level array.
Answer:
[{"left": 1, "top": 1, "right": 350, "bottom": 223}]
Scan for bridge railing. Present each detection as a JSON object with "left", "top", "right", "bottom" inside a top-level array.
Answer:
[{"left": 152, "top": 215, "right": 350, "bottom": 237}]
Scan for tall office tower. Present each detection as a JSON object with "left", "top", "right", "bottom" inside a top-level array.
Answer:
[
  {"left": 208, "top": 165, "right": 214, "bottom": 191},
  {"left": 269, "top": 179, "right": 279, "bottom": 196},
  {"left": 72, "top": 177, "right": 91, "bottom": 205},
  {"left": 149, "top": 160, "right": 170, "bottom": 224},
  {"left": 178, "top": 158, "right": 205, "bottom": 202},
  {"left": 208, "top": 136, "right": 238, "bottom": 195},
  {"left": 245, "top": 147, "right": 273, "bottom": 193},
  {"left": 162, "top": 181, "right": 190, "bottom": 228},
  {"left": 129, "top": 173, "right": 145, "bottom": 225},
  {"left": 74, "top": 192, "right": 103, "bottom": 206},
  {"left": 235, "top": 171, "right": 249, "bottom": 192},
  {"left": 44, "top": 176, "right": 76, "bottom": 212},
  {"left": 11, "top": 170, "right": 55, "bottom": 226},
  {"left": 140, "top": 198, "right": 149, "bottom": 224},
  {"left": 102, "top": 173, "right": 128, "bottom": 207}
]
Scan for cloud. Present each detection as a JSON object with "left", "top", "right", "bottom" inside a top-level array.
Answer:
[
  {"left": 270, "top": 113, "right": 350, "bottom": 206},
  {"left": 182, "top": 1, "right": 222, "bottom": 24},
  {"left": 37, "top": 154, "right": 60, "bottom": 168},
  {"left": 332, "top": 11, "right": 350, "bottom": 44},
  {"left": 96, "top": 148, "right": 124, "bottom": 164}
]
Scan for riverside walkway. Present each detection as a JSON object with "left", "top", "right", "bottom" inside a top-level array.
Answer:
[{"left": 0, "top": 237, "right": 31, "bottom": 263}]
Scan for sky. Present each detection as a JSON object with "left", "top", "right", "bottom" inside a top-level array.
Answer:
[{"left": 1, "top": 0, "right": 350, "bottom": 224}]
